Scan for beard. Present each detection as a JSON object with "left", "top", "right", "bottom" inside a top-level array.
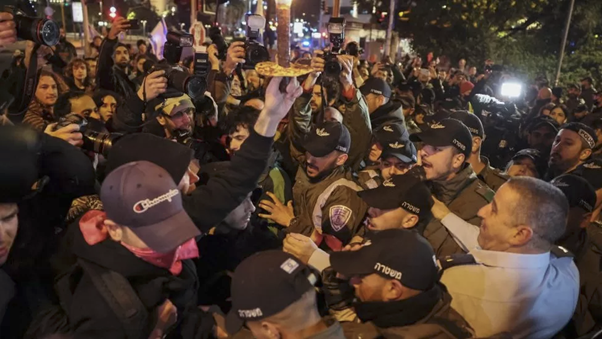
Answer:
[{"left": 547, "top": 154, "right": 580, "bottom": 179}]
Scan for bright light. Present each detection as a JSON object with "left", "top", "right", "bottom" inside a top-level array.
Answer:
[
  {"left": 302, "top": 40, "right": 310, "bottom": 47},
  {"left": 501, "top": 83, "right": 522, "bottom": 98},
  {"left": 276, "top": 0, "right": 292, "bottom": 7},
  {"left": 171, "top": 6, "right": 176, "bottom": 13},
  {"left": 110, "top": 6, "right": 116, "bottom": 13},
  {"left": 109, "top": 12, "right": 116, "bottom": 18}
]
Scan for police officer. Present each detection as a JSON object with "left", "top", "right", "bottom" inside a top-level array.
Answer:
[
  {"left": 226, "top": 250, "right": 345, "bottom": 338},
  {"left": 283, "top": 174, "right": 434, "bottom": 272},
  {"left": 504, "top": 148, "right": 547, "bottom": 178},
  {"left": 411, "top": 118, "right": 494, "bottom": 257},
  {"left": 450, "top": 110, "right": 508, "bottom": 191},
  {"left": 360, "top": 77, "right": 406, "bottom": 131},
  {"left": 548, "top": 122, "right": 598, "bottom": 180},
  {"left": 259, "top": 121, "right": 368, "bottom": 252},
  {"left": 326, "top": 229, "right": 474, "bottom": 339}
]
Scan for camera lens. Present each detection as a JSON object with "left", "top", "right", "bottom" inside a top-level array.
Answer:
[
  {"left": 14, "top": 15, "right": 60, "bottom": 47},
  {"left": 185, "top": 76, "right": 207, "bottom": 100},
  {"left": 247, "top": 45, "right": 269, "bottom": 65},
  {"left": 324, "top": 60, "right": 341, "bottom": 76}
]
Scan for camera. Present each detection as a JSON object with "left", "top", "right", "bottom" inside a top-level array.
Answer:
[
  {"left": 150, "top": 31, "right": 206, "bottom": 100},
  {"left": 239, "top": 14, "right": 269, "bottom": 69},
  {"left": 55, "top": 113, "right": 123, "bottom": 157},
  {"left": 323, "top": 17, "right": 346, "bottom": 77},
  {"left": 208, "top": 26, "right": 228, "bottom": 60},
  {"left": 345, "top": 41, "right": 361, "bottom": 58},
  {"left": 173, "top": 129, "right": 215, "bottom": 164},
  {"left": 2, "top": 1, "right": 60, "bottom": 46}
]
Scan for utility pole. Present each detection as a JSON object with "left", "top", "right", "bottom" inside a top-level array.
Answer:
[
  {"left": 555, "top": 0, "right": 576, "bottom": 86},
  {"left": 61, "top": 0, "right": 67, "bottom": 32},
  {"left": 191, "top": 0, "right": 197, "bottom": 27},
  {"left": 82, "top": 0, "right": 91, "bottom": 56},
  {"left": 383, "top": 0, "right": 395, "bottom": 56}
]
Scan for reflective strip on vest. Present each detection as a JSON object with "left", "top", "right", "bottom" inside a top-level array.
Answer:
[{"left": 312, "top": 178, "right": 362, "bottom": 233}]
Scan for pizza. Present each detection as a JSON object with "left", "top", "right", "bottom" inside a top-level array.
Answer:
[{"left": 255, "top": 61, "right": 313, "bottom": 77}]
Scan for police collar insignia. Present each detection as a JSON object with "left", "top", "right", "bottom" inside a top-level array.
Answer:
[
  {"left": 389, "top": 142, "right": 404, "bottom": 149},
  {"left": 584, "top": 162, "right": 602, "bottom": 169},
  {"left": 552, "top": 180, "right": 570, "bottom": 188},
  {"left": 280, "top": 258, "right": 300, "bottom": 274},
  {"left": 316, "top": 128, "right": 330, "bottom": 137},
  {"left": 383, "top": 125, "right": 394, "bottom": 132},
  {"left": 383, "top": 179, "right": 396, "bottom": 187},
  {"left": 430, "top": 122, "right": 445, "bottom": 129}
]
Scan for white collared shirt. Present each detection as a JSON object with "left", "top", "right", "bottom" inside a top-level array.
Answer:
[{"left": 440, "top": 213, "right": 580, "bottom": 339}]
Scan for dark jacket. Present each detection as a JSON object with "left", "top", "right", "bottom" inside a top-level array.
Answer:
[
  {"left": 97, "top": 37, "right": 137, "bottom": 99},
  {"left": 423, "top": 165, "right": 494, "bottom": 257},
  {"left": 370, "top": 100, "right": 405, "bottom": 132},
  {"left": 40, "top": 226, "right": 214, "bottom": 339},
  {"left": 340, "top": 286, "right": 474, "bottom": 339},
  {"left": 581, "top": 87, "right": 597, "bottom": 111},
  {"left": 184, "top": 129, "right": 276, "bottom": 233}
]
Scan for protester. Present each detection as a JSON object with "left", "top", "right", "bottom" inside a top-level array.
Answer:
[
  {"left": 411, "top": 118, "right": 494, "bottom": 256},
  {"left": 581, "top": 76, "right": 597, "bottom": 110},
  {"left": 22, "top": 70, "right": 66, "bottom": 131},
  {"left": 64, "top": 58, "right": 92, "bottom": 93},
  {"left": 565, "top": 83, "right": 585, "bottom": 114},
  {"left": 97, "top": 18, "right": 136, "bottom": 99},
  {"left": 91, "top": 90, "right": 118, "bottom": 124},
  {"left": 431, "top": 177, "right": 579, "bottom": 338},
  {"left": 84, "top": 57, "right": 98, "bottom": 88},
  {"left": 525, "top": 115, "right": 560, "bottom": 155}
]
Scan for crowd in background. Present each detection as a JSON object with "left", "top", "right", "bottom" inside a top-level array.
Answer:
[{"left": 1, "top": 12, "right": 602, "bottom": 339}]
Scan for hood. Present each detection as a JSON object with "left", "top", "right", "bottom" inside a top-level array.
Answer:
[
  {"left": 371, "top": 100, "right": 405, "bottom": 127},
  {"left": 431, "top": 164, "right": 477, "bottom": 205}
]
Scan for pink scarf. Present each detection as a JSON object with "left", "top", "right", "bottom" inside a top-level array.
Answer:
[{"left": 79, "top": 210, "right": 199, "bottom": 275}]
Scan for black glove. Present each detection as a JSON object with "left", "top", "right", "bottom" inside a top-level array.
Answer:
[{"left": 321, "top": 266, "right": 355, "bottom": 311}]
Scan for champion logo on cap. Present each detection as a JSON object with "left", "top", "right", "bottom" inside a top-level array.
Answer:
[
  {"left": 583, "top": 162, "right": 602, "bottom": 169},
  {"left": 383, "top": 125, "right": 394, "bottom": 132},
  {"left": 578, "top": 129, "right": 596, "bottom": 148},
  {"left": 430, "top": 122, "right": 445, "bottom": 129},
  {"left": 133, "top": 189, "right": 179, "bottom": 214},
  {"left": 280, "top": 258, "right": 299, "bottom": 274},
  {"left": 374, "top": 262, "right": 402, "bottom": 280},
  {"left": 383, "top": 179, "right": 396, "bottom": 187},
  {"left": 316, "top": 128, "right": 330, "bottom": 137},
  {"left": 389, "top": 142, "right": 405, "bottom": 149},
  {"left": 401, "top": 201, "right": 420, "bottom": 214},
  {"left": 238, "top": 308, "right": 263, "bottom": 319},
  {"left": 452, "top": 139, "right": 466, "bottom": 151}
]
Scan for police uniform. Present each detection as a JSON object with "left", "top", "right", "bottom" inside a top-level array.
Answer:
[
  {"left": 423, "top": 166, "right": 493, "bottom": 257},
  {"left": 476, "top": 156, "right": 509, "bottom": 192},
  {"left": 287, "top": 122, "right": 369, "bottom": 251}
]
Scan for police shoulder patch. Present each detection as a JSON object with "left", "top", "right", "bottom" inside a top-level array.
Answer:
[
  {"left": 475, "top": 184, "right": 495, "bottom": 203},
  {"left": 329, "top": 205, "right": 352, "bottom": 232}
]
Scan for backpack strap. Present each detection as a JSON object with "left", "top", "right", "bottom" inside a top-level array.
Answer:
[{"left": 78, "top": 258, "right": 149, "bottom": 339}]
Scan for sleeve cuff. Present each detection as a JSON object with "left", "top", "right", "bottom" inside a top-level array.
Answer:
[
  {"left": 308, "top": 248, "right": 331, "bottom": 273},
  {"left": 342, "top": 87, "right": 356, "bottom": 101}
]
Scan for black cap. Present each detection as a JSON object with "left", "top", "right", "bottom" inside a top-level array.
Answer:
[
  {"left": 527, "top": 116, "right": 560, "bottom": 133},
  {"left": 106, "top": 133, "right": 193, "bottom": 183},
  {"left": 360, "top": 77, "right": 392, "bottom": 98},
  {"left": 303, "top": 121, "right": 351, "bottom": 157},
  {"left": 226, "top": 251, "right": 317, "bottom": 334},
  {"left": 410, "top": 118, "right": 473, "bottom": 159},
  {"left": 381, "top": 139, "right": 418, "bottom": 164},
  {"left": 397, "top": 95, "right": 416, "bottom": 110},
  {"left": 552, "top": 87, "right": 563, "bottom": 98},
  {"left": 551, "top": 174, "right": 597, "bottom": 212},
  {"left": 561, "top": 122, "right": 598, "bottom": 149},
  {"left": 330, "top": 229, "right": 439, "bottom": 291},
  {"left": 512, "top": 148, "right": 542, "bottom": 163},
  {"left": 449, "top": 110, "right": 484, "bottom": 138},
  {"left": 373, "top": 123, "right": 409, "bottom": 147},
  {"left": 359, "top": 174, "right": 433, "bottom": 219}
]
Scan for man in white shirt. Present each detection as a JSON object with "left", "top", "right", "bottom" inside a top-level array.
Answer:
[{"left": 431, "top": 177, "right": 580, "bottom": 339}]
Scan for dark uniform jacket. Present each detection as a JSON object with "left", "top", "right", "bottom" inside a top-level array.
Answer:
[
  {"left": 291, "top": 87, "right": 372, "bottom": 172},
  {"left": 97, "top": 37, "right": 137, "bottom": 99},
  {"left": 475, "top": 157, "right": 508, "bottom": 192},
  {"left": 340, "top": 287, "right": 474, "bottom": 339},
  {"left": 423, "top": 165, "right": 494, "bottom": 257}
]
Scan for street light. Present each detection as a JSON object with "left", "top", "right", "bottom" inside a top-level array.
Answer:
[
  {"left": 141, "top": 20, "right": 147, "bottom": 36},
  {"left": 109, "top": 6, "right": 117, "bottom": 19}
]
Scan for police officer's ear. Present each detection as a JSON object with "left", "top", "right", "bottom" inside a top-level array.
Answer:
[
  {"left": 384, "top": 279, "right": 404, "bottom": 301},
  {"left": 254, "top": 321, "right": 281, "bottom": 339},
  {"left": 579, "top": 148, "right": 592, "bottom": 162},
  {"left": 401, "top": 213, "right": 419, "bottom": 229},
  {"left": 335, "top": 152, "right": 349, "bottom": 167},
  {"left": 472, "top": 137, "right": 482, "bottom": 155},
  {"left": 509, "top": 225, "right": 534, "bottom": 247},
  {"left": 451, "top": 152, "right": 465, "bottom": 171}
]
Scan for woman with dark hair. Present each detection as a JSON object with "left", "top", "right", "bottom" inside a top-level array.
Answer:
[
  {"left": 64, "top": 58, "right": 92, "bottom": 92},
  {"left": 546, "top": 104, "right": 569, "bottom": 125},
  {"left": 22, "top": 70, "right": 68, "bottom": 131}
]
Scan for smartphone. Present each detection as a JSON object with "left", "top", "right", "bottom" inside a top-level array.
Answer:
[{"left": 128, "top": 19, "right": 140, "bottom": 30}]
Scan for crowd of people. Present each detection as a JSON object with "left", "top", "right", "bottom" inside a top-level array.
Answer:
[{"left": 0, "top": 11, "right": 602, "bottom": 339}]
